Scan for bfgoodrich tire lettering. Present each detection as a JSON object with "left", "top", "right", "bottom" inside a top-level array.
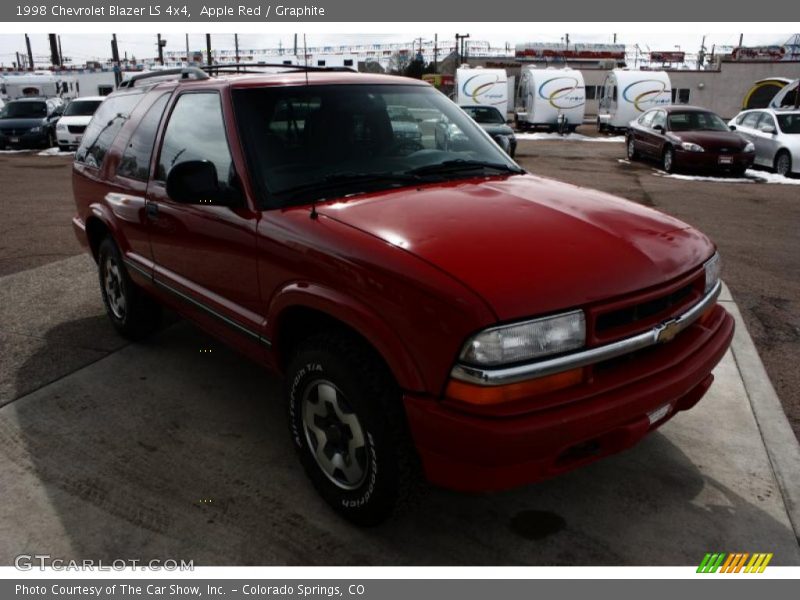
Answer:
[{"left": 286, "top": 332, "right": 419, "bottom": 525}]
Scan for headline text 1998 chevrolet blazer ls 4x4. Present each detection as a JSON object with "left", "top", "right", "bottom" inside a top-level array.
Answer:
[{"left": 71, "top": 66, "right": 734, "bottom": 525}]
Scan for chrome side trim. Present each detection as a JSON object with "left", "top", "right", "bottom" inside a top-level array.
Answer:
[
  {"left": 123, "top": 258, "right": 271, "bottom": 348},
  {"left": 451, "top": 280, "right": 722, "bottom": 386}
]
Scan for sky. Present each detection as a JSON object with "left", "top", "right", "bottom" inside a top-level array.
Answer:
[{"left": 0, "top": 31, "right": 794, "bottom": 66}]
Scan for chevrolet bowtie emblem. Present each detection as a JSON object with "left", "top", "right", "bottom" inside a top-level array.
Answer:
[{"left": 656, "top": 319, "right": 681, "bottom": 343}]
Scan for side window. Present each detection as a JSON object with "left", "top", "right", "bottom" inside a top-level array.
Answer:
[
  {"left": 741, "top": 112, "right": 761, "bottom": 129},
  {"left": 756, "top": 113, "right": 776, "bottom": 130},
  {"left": 75, "top": 93, "right": 143, "bottom": 168},
  {"left": 650, "top": 110, "right": 667, "bottom": 129},
  {"left": 117, "top": 94, "right": 170, "bottom": 181},
  {"left": 639, "top": 110, "right": 655, "bottom": 127},
  {"left": 156, "top": 93, "right": 232, "bottom": 186}
]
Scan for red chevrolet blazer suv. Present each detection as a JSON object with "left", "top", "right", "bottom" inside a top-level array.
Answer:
[{"left": 71, "top": 66, "right": 734, "bottom": 525}]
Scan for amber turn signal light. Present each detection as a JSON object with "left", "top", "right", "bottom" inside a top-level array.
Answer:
[{"left": 445, "top": 368, "right": 584, "bottom": 405}]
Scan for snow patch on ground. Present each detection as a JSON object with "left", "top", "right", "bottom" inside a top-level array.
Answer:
[
  {"left": 37, "top": 147, "right": 74, "bottom": 157},
  {"left": 654, "top": 169, "right": 800, "bottom": 185},
  {"left": 0, "top": 149, "right": 31, "bottom": 154},
  {"left": 617, "top": 159, "right": 631, "bottom": 165},
  {"left": 516, "top": 132, "right": 625, "bottom": 143}
]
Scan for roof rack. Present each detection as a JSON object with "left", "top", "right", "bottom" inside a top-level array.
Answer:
[
  {"left": 200, "top": 62, "right": 357, "bottom": 75},
  {"left": 118, "top": 67, "right": 210, "bottom": 89}
]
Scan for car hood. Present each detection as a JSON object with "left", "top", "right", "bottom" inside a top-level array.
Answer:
[
  {"left": 57, "top": 115, "right": 92, "bottom": 126},
  {"left": 670, "top": 130, "right": 749, "bottom": 151},
  {"left": 479, "top": 123, "right": 515, "bottom": 136},
  {"left": 318, "top": 174, "right": 713, "bottom": 320},
  {"left": 0, "top": 117, "right": 46, "bottom": 130}
]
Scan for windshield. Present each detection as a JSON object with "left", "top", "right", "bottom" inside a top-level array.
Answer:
[
  {"left": 668, "top": 111, "right": 729, "bottom": 132},
  {"left": 233, "top": 84, "right": 520, "bottom": 208},
  {"left": 0, "top": 101, "right": 47, "bottom": 119},
  {"left": 777, "top": 113, "right": 800, "bottom": 134},
  {"left": 64, "top": 100, "right": 103, "bottom": 117},
  {"left": 461, "top": 106, "right": 505, "bottom": 125}
]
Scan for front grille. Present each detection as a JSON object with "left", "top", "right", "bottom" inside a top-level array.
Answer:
[
  {"left": 68, "top": 125, "right": 86, "bottom": 134},
  {"left": 596, "top": 283, "right": 694, "bottom": 333}
]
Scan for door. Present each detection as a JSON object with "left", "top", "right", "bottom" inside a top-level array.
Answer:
[
  {"left": 753, "top": 112, "right": 781, "bottom": 167},
  {"left": 632, "top": 110, "right": 656, "bottom": 155},
  {"left": 646, "top": 109, "right": 668, "bottom": 157},
  {"left": 146, "top": 91, "right": 265, "bottom": 344},
  {"left": 736, "top": 111, "right": 763, "bottom": 163}
]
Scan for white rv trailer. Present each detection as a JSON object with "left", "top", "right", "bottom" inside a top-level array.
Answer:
[
  {"left": 514, "top": 66, "right": 586, "bottom": 132},
  {"left": 769, "top": 79, "right": 800, "bottom": 109},
  {"left": 597, "top": 69, "right": 672, "bottom": 133},
  {"left": 455, "top": 66, "right": 509, "bottom": 112},
  {"left": 0, "top": 72, "right": 79, "bottom": 101}
]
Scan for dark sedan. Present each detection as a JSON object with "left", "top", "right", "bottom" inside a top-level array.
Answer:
[
  {"left": 0, "top": 97, "right": 63, "bottom": 149},
  {"left": 460, "top": 104, "right": 517, "bottom": 158},
  {"left": 626, "top": 106, "right": 755, "bottom": 175}
]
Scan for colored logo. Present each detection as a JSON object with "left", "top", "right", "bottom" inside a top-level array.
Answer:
[
  {"left": 462, "top": 74, "right": 506, "bottom": 106},
  {"left": 622, "top": 79, "right": 670, "bottom": 112},
  {"left": 697, "top": 553, "right": 773, "bottom": 573},
  {"left": 538, "top": 77, "right": 586, "bottom": 109}
]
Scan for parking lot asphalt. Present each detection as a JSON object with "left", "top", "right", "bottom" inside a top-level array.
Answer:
[{"left": 1, "top": 140, "right": 799, "bottom": 565}]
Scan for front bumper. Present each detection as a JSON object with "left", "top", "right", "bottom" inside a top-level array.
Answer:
[
  {"left": 674, "top": 149, "right": 754, "bottom": 172},
  {"left": 404, "top": 301, "right": 734, "bottom": 492},
  {"left": 0, "top": 130, "right": 50, "bottom": 149},
  {"left": 56, "top": 130, "right": 84, "bottom": 149}
]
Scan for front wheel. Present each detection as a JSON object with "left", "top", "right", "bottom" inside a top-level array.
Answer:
[
  {"left": 662, "top": 146, "right": 675, "bottom": 173},
  {"left": 286, "top": 332, "right": 419, "bottom": 526},
  {"left": 626, "top": 136, "right": 638, "bottom": 160},
  {"left": 775, "top": 151, "right": 792, "bottom": 177},
  {"left": 98, "top": 237, "right": 162, "bottom": 340}
]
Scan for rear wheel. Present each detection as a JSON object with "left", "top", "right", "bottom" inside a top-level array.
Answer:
[
  {"left": 626, "top": 136, "right": 638, "bottom": 160},
  {"left": 662, "top": 146, "right": 675, "bottom": 173},
  {"left": 775, "top": 151, "right": 792, "bottom": 177},
  {"left": 98, "top": 237, "right": 161, "bottom": 340},
  {"left": 286, "top": 332, "right": 419, "bottom": 526}
]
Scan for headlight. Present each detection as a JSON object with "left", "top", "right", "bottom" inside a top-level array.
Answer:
[
  {"left": 680, "top": 142, "right": 704, "bottom": 152},
  {"left": 744, "top": 142, "right": 755, "bottom": 153},
  {"left": 57, "top": 123, "right": 67, "bottom": 131},
  {"left": 460, "top": 310, "right": 586, "bottom": 367},
  {"left": 704, "top": 252, "right": 721, "bottom": 294},
  {"left": 29, "top": 126, "right": 42, "bottom": 133}
]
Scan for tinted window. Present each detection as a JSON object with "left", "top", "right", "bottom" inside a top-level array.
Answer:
[
  {"left": 668, "top": 111, "right": 728, "bottom": 132},
  {"left": 76, "top": 92, "right": 143, "bottom": 168},
  {"left": 461, "top": 106, "right": 505, "bottom": 124},
  {"left": 741, "top": 112, "right": 761, "bottom": 128},
  {"left": 117, "top": 94, "right": 170, "bottom": 181},
  {"left": 64, "top": 100, "right": 103, "bottom": 117},
  {"left": 156, "top": 93, "right": 232, "bottom": 186},
  {"left": 776, "top": 113, "right": 800, "bottom": 134}
]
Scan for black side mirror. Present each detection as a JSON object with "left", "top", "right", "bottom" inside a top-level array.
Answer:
[
  {"left": 167, "top": 160, "right": 232, "bottom": 205},
  {"left": 729, "top": 124, "right": 737, "bottom": 131},
  {"left": 653, "top": 124, "right": 665, "bottom": 133}
]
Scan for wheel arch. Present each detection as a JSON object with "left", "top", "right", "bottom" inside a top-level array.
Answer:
[{"left": 267, "top": 283, "right": 427, "bottom": 393}]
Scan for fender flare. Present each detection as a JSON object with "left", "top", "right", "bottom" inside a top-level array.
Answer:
[{"left": 266, "top": 282, "right": 426, "bottom": 392}]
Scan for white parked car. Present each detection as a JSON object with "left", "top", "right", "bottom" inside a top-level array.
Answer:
[
  {"left": 55, "top": 96, "right": 105, "bottom": 151},
  {"left": 729, "top": 108, "right": 800, "bottom": 177}
]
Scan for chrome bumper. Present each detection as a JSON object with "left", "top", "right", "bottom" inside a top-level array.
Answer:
[{"left": 451, "top": 280, "right": 722, "bottom": 386}]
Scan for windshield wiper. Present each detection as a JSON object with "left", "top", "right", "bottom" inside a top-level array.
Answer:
[{"left": 406, "top": 159, "right": 525, "bottom": 177}]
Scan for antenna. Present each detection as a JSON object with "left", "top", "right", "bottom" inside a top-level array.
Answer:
[{"left": 303, "top": 34, "right": 309, "bottom": 86}]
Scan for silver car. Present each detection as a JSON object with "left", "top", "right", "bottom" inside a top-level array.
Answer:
[{"left": 729, "top": 108, "right": 800, "bottom": 176}]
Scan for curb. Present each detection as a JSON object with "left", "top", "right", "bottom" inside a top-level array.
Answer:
[{"left": 720, "top": 282, "right": 800, "bottom": 545}]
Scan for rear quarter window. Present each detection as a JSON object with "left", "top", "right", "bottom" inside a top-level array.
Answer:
[
  {"left": 117, "top": 94, "right": 170, "bottom": 181},
  {"left": 75, "top": 92, "right": 144, "bottom": 169}
]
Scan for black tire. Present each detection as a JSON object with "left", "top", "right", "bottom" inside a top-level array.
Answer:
[
  {"left": 774, "top": 151, "right": 792, "bottom": 177},
  {"left": 731, "top": 166, "right": 747, "bottom": 178},
  {"left": 97, "top": 237, "right": 161, "bottom": 340},
  {"left": 46, "top": 130, "right": 56, "bottom": 148},
  {"left": 286, "top": 332, "right": 420, "bottom": 526},
  {"left": 626, "top": 136, "right": 638, "bottom": 160},
  {"left": 662, "top": 146, "right": 675, "bottom": 173}
]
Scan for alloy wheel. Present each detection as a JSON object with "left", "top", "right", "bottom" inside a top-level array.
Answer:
[{"left": 103, "top": 255, "right": 127, "bottom": 320}]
